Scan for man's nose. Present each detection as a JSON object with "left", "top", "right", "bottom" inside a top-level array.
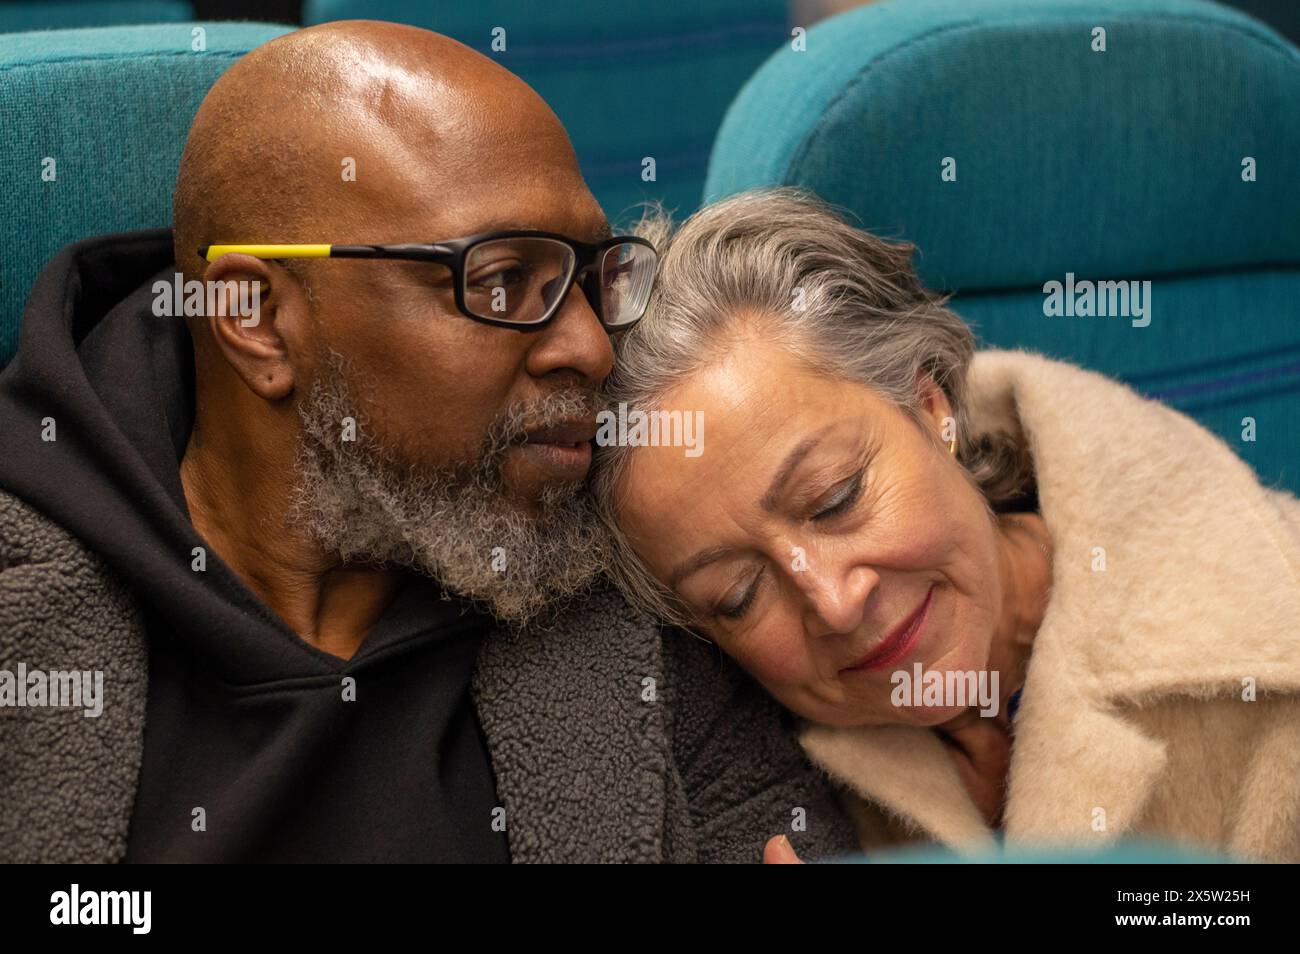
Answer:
[
  {"left": 795, "top": 561, "right": 875, "bottom": 638},
  {"left": 526, "top": 277, "right": 614, "bottom": 384}
]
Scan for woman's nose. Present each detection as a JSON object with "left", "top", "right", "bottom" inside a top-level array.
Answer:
[{"left": 794, "top": 562, "right": 875, "bottom": 638}]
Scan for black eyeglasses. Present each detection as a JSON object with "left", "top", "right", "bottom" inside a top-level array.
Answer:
[{"left": 197, "top": 230, "right": 658, "bottom": 331}]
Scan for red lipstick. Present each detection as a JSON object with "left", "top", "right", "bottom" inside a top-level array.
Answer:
[{"left": 843, "top": 584, "right": 935, "bottom": 674}]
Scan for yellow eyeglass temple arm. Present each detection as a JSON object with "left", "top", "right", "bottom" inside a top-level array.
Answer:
[{"left": 199, "top": 244, "right": 333, "bottom": 262}]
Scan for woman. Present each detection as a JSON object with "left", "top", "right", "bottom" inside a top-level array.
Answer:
[{"left": 591, "top": 187, "right": 1300, "bottom": 862}]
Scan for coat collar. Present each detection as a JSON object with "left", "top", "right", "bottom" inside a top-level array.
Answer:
[
  {"left": 800, "top": 349, "right": 1300, "bottom": 850},
  {"left": 470, "top": 582, "right": 673, "bottom": 862}
]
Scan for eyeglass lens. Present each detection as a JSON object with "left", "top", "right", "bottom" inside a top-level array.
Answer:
[{"left": 462, "top": 237, "right": 654, "bottom": 326}]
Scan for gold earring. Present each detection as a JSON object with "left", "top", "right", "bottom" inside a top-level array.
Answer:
[{"left": 948, "top": 438, "right": 957, "bottom": 456}]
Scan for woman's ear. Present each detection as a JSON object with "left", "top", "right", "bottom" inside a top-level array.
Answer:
[
  {"left": 915, "top": 369, "right": 955, "bottom": 443},
  {"left": 198, "top": 253, "right": 311, "bottom": 401}
]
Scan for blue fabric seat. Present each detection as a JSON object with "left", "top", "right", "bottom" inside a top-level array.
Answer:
[
  {"left": 0, "top": 2, "right": 192, "bottom": 34},
  {"left": 706, "top": 0, "right": 1300, "bottom": 494},
  {"left": 0, "top": 22, "right": 293, "bottom": 364},
  {"left": 302, "top": 0, "right": 790, "bottom": 230},
  {"left": 832, "top": 838, "right": 1232, "bottom": 863}
]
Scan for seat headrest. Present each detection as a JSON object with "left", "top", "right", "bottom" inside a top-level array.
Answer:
[
  {"left": 0, "top": 22, "right": 294, "bottom": 361},
  {"left": 705, "top": 0, "right": 1300, "bottom": 291}
]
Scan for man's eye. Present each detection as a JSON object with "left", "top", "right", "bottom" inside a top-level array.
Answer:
[
  {"left": 602, "top": 261, "right": 634, "bottom": 285},
  {"left": 468, "top": 262, "right": 527, "bottom": 289},
  {"left": 812, "top": 469, "right": 864, "bottom": 521}
]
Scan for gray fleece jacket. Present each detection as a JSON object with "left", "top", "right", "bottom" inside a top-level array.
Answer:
[{"left": 0, "top": 488, "right": 859, "bottom": 863}]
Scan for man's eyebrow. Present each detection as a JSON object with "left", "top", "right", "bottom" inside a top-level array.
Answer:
[
  {"left": 455, "top": 221, "right": 613, "bottom": 241},
  {"left": 666, "top": 424, "right": 836, "bottom": 590},
  {"left": 461, "top": 220, "right": 538, "bottom": 234}
]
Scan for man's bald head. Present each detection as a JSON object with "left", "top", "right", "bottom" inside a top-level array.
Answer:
[{"left": 174, "top": 20, "right": 585, "bottom": 283}]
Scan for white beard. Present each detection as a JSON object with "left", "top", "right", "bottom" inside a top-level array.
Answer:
[{"left": 290, "top": 348, "right": 610, "bottom": 628}]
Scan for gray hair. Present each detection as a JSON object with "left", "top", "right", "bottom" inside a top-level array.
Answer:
[{"left": 590, "top": 186, "right": 1030, "bottom": 630}]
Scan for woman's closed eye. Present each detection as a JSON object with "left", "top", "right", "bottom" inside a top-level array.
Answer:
[
  {"left": 812, "top": 468, "right": 865, "bottom": 521},
  {"left": 708, "top": 467, "right": 869, "bottom": 622},
  {"left": 713, "top": 569, "right": 763, "bottom": 620}
]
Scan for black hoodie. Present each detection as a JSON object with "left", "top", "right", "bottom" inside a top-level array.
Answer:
[{"left": 0, "top": 230, "right": 510, "bottom": 862}]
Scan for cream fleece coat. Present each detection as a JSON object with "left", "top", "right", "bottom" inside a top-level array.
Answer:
[{"left": 799, "top": 349, "right": 1300, "bottom": 862}]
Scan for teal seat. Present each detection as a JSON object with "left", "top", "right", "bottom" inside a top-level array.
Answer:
[
  {"left": 0, "top": 2, "right": 192, "bottom": 34},
  {"left": 832, "top": 839, "right": 1233, "bottom": 863},
  {"left": 0, "top": 21, "right": 294, "bottom": 365},
  {"left": 706, "top": 0, "right": 1300, "bottom": 494},
  {"left": 302, "top": 0, "right": 790, "bottom": 230}
]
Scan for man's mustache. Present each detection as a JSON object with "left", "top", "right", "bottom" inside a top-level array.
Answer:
[{"left": 495, "top": 387, "right": 609, "bottom": 449}]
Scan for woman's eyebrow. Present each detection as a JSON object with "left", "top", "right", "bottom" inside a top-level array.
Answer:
[
  {"left": 667, "top": 424, "right": 837, "bottom": 589},
  {"left": 668, "top": 544, "right": 733, "bottom": 590}
]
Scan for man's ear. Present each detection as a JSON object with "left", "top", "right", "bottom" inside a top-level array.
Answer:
[{"left": 198, "top": 253, "right": 311, "bottom": 401}]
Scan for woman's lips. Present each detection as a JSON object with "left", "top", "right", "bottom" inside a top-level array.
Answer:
[{"left": 842, "top": 584, "right": 935, "bottom": 674}]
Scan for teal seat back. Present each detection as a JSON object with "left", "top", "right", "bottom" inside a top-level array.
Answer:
[
  {"left": 0, "top": 2, "right": 192, "bottom": 34},
  {"left": 835, "top": 839, "right": 1233, "bottom": 863},
  {"left": 0, "top": 22, "right": 295, "bottom": 364},
  {"left": 706, "top": 0, "right": 1300, "bottom": 493}
]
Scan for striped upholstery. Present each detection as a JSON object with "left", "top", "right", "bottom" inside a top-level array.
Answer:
[
  {"left": 707, "top": 0, "right": 1300, "bottom": 493},
  {"left": 302, "top": 0, "right": 790, "bottom": 229}
]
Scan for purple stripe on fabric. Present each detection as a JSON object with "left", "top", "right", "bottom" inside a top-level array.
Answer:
[{"left": 1146, "top": 360, "right": 1300, "bottom": 402}]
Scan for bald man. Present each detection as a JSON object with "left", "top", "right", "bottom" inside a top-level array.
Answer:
[{"left": 0, "top": 21, "right": 857, "bottom": 863}]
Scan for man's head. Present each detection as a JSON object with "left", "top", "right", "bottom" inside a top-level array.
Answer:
[{"left": 173, "top": 20, "right": 619, "bottom": 625}]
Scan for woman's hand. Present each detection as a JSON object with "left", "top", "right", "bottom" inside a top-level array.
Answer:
[{"left": 763, "top": 834, "right": 805, "bottom": 863}]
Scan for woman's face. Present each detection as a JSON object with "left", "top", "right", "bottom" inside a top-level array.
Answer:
[{"left": 615, "top": 331, "right": 1006, "bottom": 728}]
